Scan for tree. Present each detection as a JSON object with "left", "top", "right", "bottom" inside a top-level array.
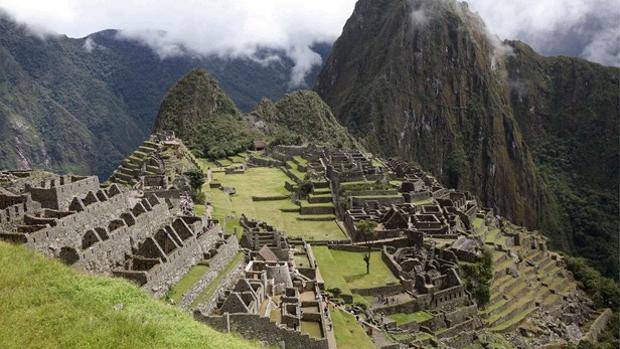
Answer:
[
  {"left": 356, "top": 220, "right": 377, "bottom": 241},
  {"left": 184, "top": 169, "right": 205, "bottom": 192},
  {"left": 363, "top": 249, "right": 371, "bottom": 274}
]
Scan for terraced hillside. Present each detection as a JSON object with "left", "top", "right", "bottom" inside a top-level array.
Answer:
[
  {"left": 108, "top": 134, "right": 201, "bottom": 187},
  {"left": 481, "top": 230, "right": 577, "bottom": 332}
]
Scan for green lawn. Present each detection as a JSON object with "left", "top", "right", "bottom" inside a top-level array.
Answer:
[
  {"left": 388, "top": 311, "right": 433, "bottom": 325},
  {"left": 216, "top": 159, "right": 233, "bottom": 167},
  {"left": 331, "top": 307, "right": 375, "bottom": 349},
  {"left": 192, "top": 253, "right": 244, "bottom": 307},
  {"left": 293, "top": 156, "right": 308, "bottom": 166},
  {"left": 166, "top": 265, "right": 209, "bottom": 304},
  {"left": 285, "top": 161, "right": 306, "bottom": 181},
  {"left": 197, "top": 158, "right": 219, "bottom": 170},
  {"left": 229, "top": 155, "right": 246, "bottom": 163},
  {"left": 485, "top": 228, "right": 501, "bottom": 243},
  {"left": 194, "top": 204, "right": 206, "bottom": 217},
  {"left": 313, "top": 247, "right": 399, "bottom": 299},
  {"left": 0, "top": 242, "right": 261, "bottom": 349},
  {"left": 202, "top": 166, "right": 346, "bottom": 241},
  {"left": 412, "top": 197, "right": 434, "bottom": 205},
  {"left": 473, "top": 217, "right": 484, "bottom": 230}
]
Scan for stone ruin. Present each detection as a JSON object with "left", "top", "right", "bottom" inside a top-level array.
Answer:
[
  {"left": 108, "top": 132, "right": 201, "bottom": 189},
  {"left": 0, "top": 141, "right": 610, "bottom": 349},
  {"left": 0, "top": 166, "right": 228, "bottom": 298},
  {"left": 195, "top": 216, "right": 336, "bottom": 349}
]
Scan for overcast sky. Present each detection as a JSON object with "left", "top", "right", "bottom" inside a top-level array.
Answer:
[{"left": 1, "top": 0, "right": 618, "bottom": 82}]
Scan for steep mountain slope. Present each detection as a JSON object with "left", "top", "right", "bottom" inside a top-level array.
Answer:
[
  {"left": 505, "top": 42, "right": 620, "bottom": 276},
  {"left": 153, "top": 69, "right": 256, "bottom": 158},
  {"left": 317, "top": 0, "right": 546, "bottom": 227},
  {"left": 316, "top": 0, "right": 618, "bottom": 276},
  {"left": 0, "top": 14, "right": 330, "bottom": 177},
  {"left": 153, "top": 69, "right": 360, "bottom": 156},
  {"left": 250, "top": 90, "right": 361, "bottom": 148},
  {"left": 0, "top": 18, "right": 144, "bottom": 177}
]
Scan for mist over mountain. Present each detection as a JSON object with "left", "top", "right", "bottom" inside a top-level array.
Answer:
[{"left": 0, "top": 14, "right": 329, "bottom": 177}]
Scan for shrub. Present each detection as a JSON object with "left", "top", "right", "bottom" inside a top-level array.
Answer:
[
  {"left": 184, "top": 170, "right": 205, "bottom": 192},
  {"left": 459, "top": 248, "right": 493, "bottom": 306},
  {"left": 356, "top": 220, "right": 378, "bottom": 241}
]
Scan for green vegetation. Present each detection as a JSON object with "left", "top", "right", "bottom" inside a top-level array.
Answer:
[
  {"left": 286, "top": 160, "right": 306, "bottom": 181},
  {"left": 565, "top": 256, "right": 619, "bottom": 310},
  {"left": 194, "top": 204, "right": 206, "bottom": 217},
  {"left": 459, "top": 248, "right": 493, "bottom": 306},
  {"left": 196, "top": 159, "right": 219, "bottom": 170},
  {"left": 202, "top": 167, "right": 346, "bottom": 241},
  {"left": 192, "top": 253, "right": 245, "bottom": 307},
  {"left": 185, "top": 169, "right": 206, "bottom": 204},
  {"left": 252, "top": 91, "right": 361, "bottom": 149},
  {"left": 388, "top": 311, "right": 433, "bottom": 325},
  {"left": 330, "top": 307, "right": 375, "bottom": 349},
  {"left": 154, "top": 70, "right": 257, "bottom": 159},
  {"left": 313, "top": 246, "right": 398, "bottom": 302},
  {"left": 0, "top": 16, "right": 329, "bottom": 178},
  {"left": 463, "top": 332, "right": 515, "bottom": 349},
  {"left": 166, "top": 265, "right": 209, "bottom": 304},
  {"left": 356, "top": 220, "right": 378, "bottom": 241},
  {"left": 293, "top": 156, "right": 308, "bottom": 165},
  {"left": 316, "top": 0, "right": 619, "bottom": 283},
  {"left": 0, "top": 242, "right": 260, "bottom": 349}
]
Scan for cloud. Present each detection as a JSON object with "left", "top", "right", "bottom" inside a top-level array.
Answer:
[
  {"left": 0, "top": 0, "right": 617, "bottom": 77},
  {"left": 82, "top": 37, "right": 97, "bottom": 52},
  {"left": 0, "top": 0, "right": 358, "bottom": 86},
  {"left": 466, "top": 0, "right": 620, "bottom": 67}
]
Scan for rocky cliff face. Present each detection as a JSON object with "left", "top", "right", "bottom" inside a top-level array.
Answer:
[
  {"left": 316, "top": 0, "right": 619, "bottom": 275},
  {"left": 317, "top": 0, "right": 545, "bottom": 228}
]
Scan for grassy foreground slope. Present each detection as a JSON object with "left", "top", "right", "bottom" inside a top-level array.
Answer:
[{"left": 0, "top": 242, "right": 261, "bottom": 349}]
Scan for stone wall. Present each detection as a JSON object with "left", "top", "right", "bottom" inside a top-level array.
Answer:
[
  {"left": 248, "top": 156, "right": 283, "bottom": 168},
  {"left": 194, "top": 254, "right": 247, "bottom": 314},
  {"left": 146, "top": 225, "right": 220, "bottom": 298},
  {"left": 180, "top": 234, "right": 240, "bottom": 309},
  {"left": 195, "top": 312, "right": 329, "bottom": 349},
  {"left": 0, "top": 193, "right": 40, "bottom": 226},
  {"left": 300, "top": 205, "right": 334, "bottom": 215},
  {"left": 25, "top": 176, "right": 100, "bottom": 211},
  {"left": 350, "top": 195, "right": 404, "bottom": 208},
  {"left": 351, "top": 284, "right": 404, "bottom": 297},
  {"left": 582, "top": 308, "right": 613, "bottom": 344}
]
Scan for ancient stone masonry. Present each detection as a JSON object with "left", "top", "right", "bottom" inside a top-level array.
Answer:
[
  {"left": 0, "top": 139, "right": 609, "bottom": 349},
  {"left": 25, "top": 175, "right": 100, "bottom": 211},
  {"left": 242, "top": 146, "right": 600, "bottom": 348},
  {"left": 108, "top": 132, "right": 201, "bottom": 189},
  {"left": 0, "top": 139, "right": 222, "bottom": 298},
  {"left": 0, "top": 189, "right": 40, "bottom": 228},
  {"left": 180, "top": 234, "right": 241, "bottom": 310},
  {"left": 195, "top": 216, "right": 336, "bottom": 349}
]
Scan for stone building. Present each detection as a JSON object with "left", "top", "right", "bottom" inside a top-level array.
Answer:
[{"left": 196, "top": 217, "right": 335, "bottom": 349}]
